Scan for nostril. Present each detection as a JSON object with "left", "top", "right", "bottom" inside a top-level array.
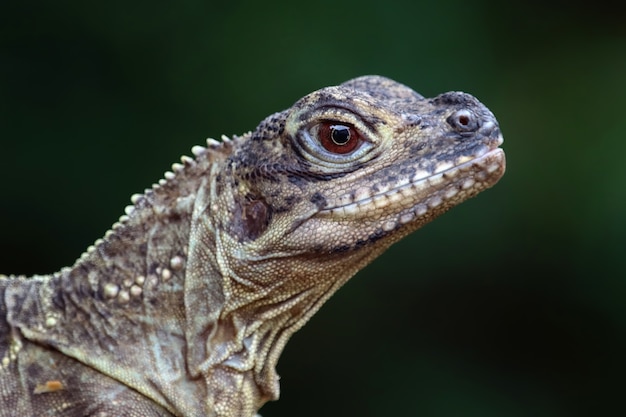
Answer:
[{"left": 447, "top": 109, "right": 478, "bottom": 132}]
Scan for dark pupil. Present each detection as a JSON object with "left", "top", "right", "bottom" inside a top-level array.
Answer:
[{"left": 330, "top": 125, "right": 351, "bottom": 145}]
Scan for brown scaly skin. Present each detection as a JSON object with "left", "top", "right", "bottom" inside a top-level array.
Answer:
[{"left": 0, "top": 76, "right": 505, "bottom": 416}]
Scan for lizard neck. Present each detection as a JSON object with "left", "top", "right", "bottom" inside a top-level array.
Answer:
[{"left": 5, "top": 143, "right": 233, "bottom": 416}]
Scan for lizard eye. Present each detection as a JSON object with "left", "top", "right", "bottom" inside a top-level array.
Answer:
[
  {"left": 318, "top": 122, "right": 361, "bottom": 154},
  {"left": 295, "top": 117, "right": 374, "bottom": 165}
]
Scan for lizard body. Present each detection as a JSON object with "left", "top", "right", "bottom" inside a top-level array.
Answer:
[{"left": 0, "top": 76, "right": 505, "bottom": 416}]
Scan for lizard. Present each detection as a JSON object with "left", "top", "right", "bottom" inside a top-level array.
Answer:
[{"left": 0, "top": 75, "right": 505, "bottom": 417}]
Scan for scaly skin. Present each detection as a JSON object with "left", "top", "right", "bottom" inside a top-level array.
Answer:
[{"left": 0, "top": 76, "right": 505, "bottom": 416}]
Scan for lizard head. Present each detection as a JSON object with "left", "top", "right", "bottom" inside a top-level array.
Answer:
[
  {"left": 215, "top": 75, "right": 505, "bottom": 285},
  {"left": 184, "top": 75, "right": 505, "bottom": 410}
]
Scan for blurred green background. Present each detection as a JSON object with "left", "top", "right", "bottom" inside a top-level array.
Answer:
[{"left": 2, "top": 1, "right": 626, "bottom": 416}]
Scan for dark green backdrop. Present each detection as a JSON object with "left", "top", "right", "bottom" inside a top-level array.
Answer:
[{"left": 2, "top": 1, "right": 625, "bottom": 416}]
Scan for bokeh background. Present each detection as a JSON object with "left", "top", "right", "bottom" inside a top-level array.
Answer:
[{"left": 2, "top": 1, "right": 626, "bottom": 416}]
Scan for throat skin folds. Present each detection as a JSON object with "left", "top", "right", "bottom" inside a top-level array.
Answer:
[{"left": 0, "top": 75, "right": 505, "bottom": 417}]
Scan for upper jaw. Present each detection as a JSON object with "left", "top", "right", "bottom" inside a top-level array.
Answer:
[{"left": 318, "top": 143, "right": 505, "bottom": 218}]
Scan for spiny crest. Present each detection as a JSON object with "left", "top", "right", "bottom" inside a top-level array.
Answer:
[{"left": 74, "top": 135, "right": 243, "bottom": 266}]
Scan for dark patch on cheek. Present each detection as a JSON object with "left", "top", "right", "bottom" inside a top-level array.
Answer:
[{"left": 232, "top": 196, "right": 273, "bottom": 241}]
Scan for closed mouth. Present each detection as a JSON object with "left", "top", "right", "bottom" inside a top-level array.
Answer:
[{"left": 319, "top": 145, "right": 505, "bottom": 218}]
